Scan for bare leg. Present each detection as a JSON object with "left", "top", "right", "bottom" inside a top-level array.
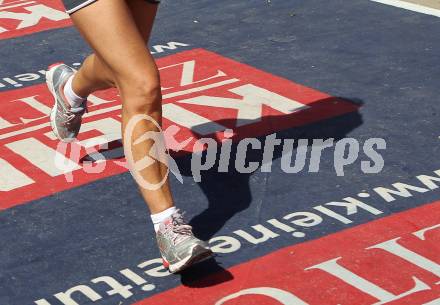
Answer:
[
  {"left": 71, "top": 54, "right": 115, "bottom": 96},
  {"left": 71, "top": 0, "right": 158, "bottom": 96},
  {"left": 70, "top": 0, "right": 173, "bottom": 214}
]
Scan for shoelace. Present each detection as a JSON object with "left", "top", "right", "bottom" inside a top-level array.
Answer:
[
  {"left": 168, "top": 210, "right": 193, "bottom": 244},
  {"left": 63, "top": 104, "right": 88, "bottom": 126}
]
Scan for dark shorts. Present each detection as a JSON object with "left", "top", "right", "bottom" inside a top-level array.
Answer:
[{"left": 63, "top": 0, "right": 160, "bottom": 14}]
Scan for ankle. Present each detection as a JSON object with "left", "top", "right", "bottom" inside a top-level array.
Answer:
[
  {"left": 63, "top": 74, "right": 87, "bottom": 108},
  {"left": 151, "top": 206, "right": 177, "bottom": 232}
]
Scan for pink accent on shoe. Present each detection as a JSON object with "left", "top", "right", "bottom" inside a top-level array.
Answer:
[{"left": 162, "top": 258, "right": 170, "bottom": 269}]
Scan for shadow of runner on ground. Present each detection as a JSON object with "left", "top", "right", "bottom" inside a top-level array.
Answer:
[
  {"left": 174, "top": 96, "right": 363, "bottom": 287},
  {"left": 82, "top": 96, "right": 363, "bottom": 287}
]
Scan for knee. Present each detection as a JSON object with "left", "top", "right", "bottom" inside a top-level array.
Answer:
[{"left": 119, "top": 74, "right": 162, "bottom": 114}]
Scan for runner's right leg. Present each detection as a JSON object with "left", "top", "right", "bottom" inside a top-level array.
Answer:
[{"left": 65, "top": 0, "right": 212, "bottom": 273}]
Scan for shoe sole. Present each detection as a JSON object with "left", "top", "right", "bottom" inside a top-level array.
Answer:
[
  {"left": 166, "top": 245, "right": 214, "bottom": 274},
  {"left": 46, "top": 63, "right": 75, "bottom": 143}
]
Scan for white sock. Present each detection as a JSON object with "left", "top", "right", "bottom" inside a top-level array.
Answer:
[
  {"left": 151, "top": 207, "right": 177, "bottom": 232},
  {"left": 63, "top": 74, "right": 86, "bottom": 108}
]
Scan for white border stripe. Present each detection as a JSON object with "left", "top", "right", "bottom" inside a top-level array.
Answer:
[
  {"left": 66, "top": 0, "right": 97, "bottom": 14},
  {"left": 371, "top": 0, "right": 440, "bottom": 17},
  {"left": 0, "top": 1, "right": 35, "bottom": 10}
]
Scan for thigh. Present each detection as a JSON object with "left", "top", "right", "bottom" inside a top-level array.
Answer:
[
  {"left": 127, "top": 0, "right": 159, "bottom": 42},
  {"left": 70, "top": 0, "right": 159, "bottom": 86}
]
